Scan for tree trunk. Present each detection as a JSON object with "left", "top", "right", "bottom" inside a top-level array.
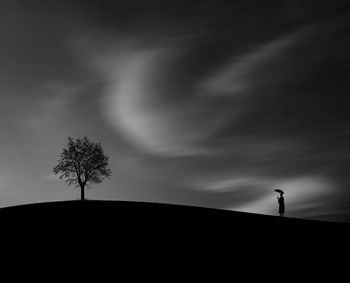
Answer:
[{"left": 80, "top": 184, "right": 85, "bottom": 201}]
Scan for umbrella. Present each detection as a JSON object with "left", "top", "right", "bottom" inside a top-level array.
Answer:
[{"left": 274, "top": 189, "right": 284, "bottom": 194}]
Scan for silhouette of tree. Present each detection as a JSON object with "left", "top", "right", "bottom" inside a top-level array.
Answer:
[{"left": 53, "top": 136, "right": 111, "bottom": 201}]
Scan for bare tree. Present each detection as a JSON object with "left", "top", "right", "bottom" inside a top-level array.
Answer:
[{"left": 53, "top": 137, "right": 111, "bottom": 201}]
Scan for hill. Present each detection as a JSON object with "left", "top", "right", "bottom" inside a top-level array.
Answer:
[
  {"left": 1, "top": 200, "right": 348, "bottom": 240},
  {"left": 1, "top": 200, "right": 348, "bottom": 272}
]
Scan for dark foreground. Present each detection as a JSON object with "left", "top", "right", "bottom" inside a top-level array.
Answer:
[
  {"left": 1, "top": 200, "right": 349, "bottom": 271},
  {"left": 1, "top": 200, "right": 348, "bottom": 240}
]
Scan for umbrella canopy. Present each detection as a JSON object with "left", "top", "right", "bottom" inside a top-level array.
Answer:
[{"left": 274, "top": 189, "right": 284, "bottom": 194}]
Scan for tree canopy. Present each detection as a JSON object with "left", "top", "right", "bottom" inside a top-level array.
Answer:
[{"left": 53, "top": 136, "right": 111, "bottom": 200}]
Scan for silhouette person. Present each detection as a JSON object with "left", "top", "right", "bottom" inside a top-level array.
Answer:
[{"left": 277, "top": 193, "right": 285, "bottom": 217}]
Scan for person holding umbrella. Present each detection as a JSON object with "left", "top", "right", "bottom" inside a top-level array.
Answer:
[{"left": 274, "top": 189, "right": 285, "bottom": 217}]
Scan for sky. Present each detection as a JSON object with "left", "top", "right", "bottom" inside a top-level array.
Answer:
[{"left": 1, "top": 0, "right": 350, "bottom": 222}]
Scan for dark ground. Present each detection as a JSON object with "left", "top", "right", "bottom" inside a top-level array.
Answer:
[
  {"left": 1, "top": 200, "right": 348, "bottom": 242},
  {"left": 1, "top": 200, "right": 348, "bottom": 275}
]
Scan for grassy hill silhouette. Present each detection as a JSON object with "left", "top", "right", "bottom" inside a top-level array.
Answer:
[
  {"left": 1, "top": 200, "right": 349, "bottom": 267},
  {"left": 1, "top": 200, "right": 347, "bottom": 236}
]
